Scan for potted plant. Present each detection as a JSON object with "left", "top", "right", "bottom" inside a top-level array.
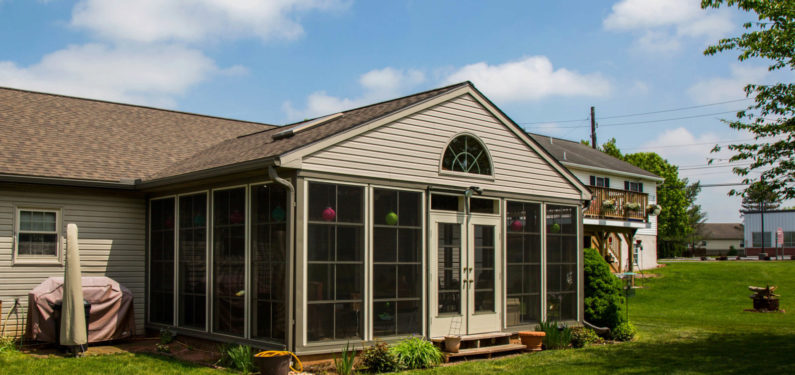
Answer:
[
  {"left": 602, "top": 199, "right": 616, "bottom": 210},
  {"left": 646, "top": 204, "right": 662, "bottom": 216},
  {"left": 518, "top": 331, "right": 546, "bottom": 352},
  {"left": 443, "top": 335, "right": 461, "bottom": 353},
  {"left": 624, "top": 202, "right": 641, "bottom": 211}
]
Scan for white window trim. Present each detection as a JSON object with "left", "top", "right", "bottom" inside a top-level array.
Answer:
[
  {"left": 438, "top": 132, "right": 496, "bottom": 180},
  {"left": 13, "top": 207, "right": 63, "bottom": 265}
]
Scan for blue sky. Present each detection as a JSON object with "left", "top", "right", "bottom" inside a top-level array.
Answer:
[{"left": 0, "top": 0, "right": 791, "bottom": 222}]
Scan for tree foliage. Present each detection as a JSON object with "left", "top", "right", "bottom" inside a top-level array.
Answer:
[
  {"left": 702, "top": 0, "right": 795, "bottom": 200},
  {"left": 741, "top": 180, "right": 782, "bottom": 212}
]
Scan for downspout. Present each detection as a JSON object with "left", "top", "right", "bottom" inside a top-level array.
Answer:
[{"left": 268, "top": 165, "right": 295, "bottom": 351}]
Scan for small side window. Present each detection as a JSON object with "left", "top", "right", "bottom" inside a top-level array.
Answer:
[{"left": 15, "top": 208, "right": 61, "bottom": 263}]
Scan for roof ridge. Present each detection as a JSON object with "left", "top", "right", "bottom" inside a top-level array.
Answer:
[
  {"left": 280, "top": 81, "right": 472, "bottom": 127},
  {"left": 0, "top": 85, "right": 277, "bottom": 128}
]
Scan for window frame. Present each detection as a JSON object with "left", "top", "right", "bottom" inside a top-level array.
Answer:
[
  {"left": 589, "top": 176, "right": 610, "bottom": 188},
  {"left": 13, "top": 207, "right": 63, "bottom": 265},
  {"left": 438, "top": 133, "right": 496, "bottom": 180},
  {"left": 625, "top": 181, "right": 643, "bottom": 193}
]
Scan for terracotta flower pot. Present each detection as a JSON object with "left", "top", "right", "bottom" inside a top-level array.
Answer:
[
  {"left": 444, "top": 336, "right": 462, "bottom": 353},
  {"left": 518, "top": 331, "right": 545, "bottom": 352}
]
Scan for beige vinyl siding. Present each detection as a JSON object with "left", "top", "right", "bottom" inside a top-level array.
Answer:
[
  {"left": 301, "top": 94, "right": 581, "bottom": 200},
  {"left": 0, "top": 185, "right": 145, "bottom": 338}
]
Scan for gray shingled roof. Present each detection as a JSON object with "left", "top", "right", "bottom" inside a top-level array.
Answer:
[
  {"left": 0, "top": 87, "right": 273, "bottom": 182},
  {"left": 528, "top": 133, "right": 661, "bottom": 179},
  {"left": 701, "top": 223, "right": 744, "bottom": 240},
  {"left": 145, "top": 82, "right": 469, "bottom": 181}
]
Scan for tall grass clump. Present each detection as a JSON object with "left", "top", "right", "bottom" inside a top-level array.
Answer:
[
  {"left": 390, "top": 337, "right": 443, "bottom": 370},
  {"left": 335, "top": 342, "right": 356, "bottom": 375},
  {"left": 537, "top": 321, "right": 572, "bottom": 349},
  {"left": 216, "top": 344, "right": 255, "bottom": 374}
]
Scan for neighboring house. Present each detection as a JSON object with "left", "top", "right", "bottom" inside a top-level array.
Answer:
[
  {"left": 698, "top": 223, "right": 744, "bottom": 256},
  {"left": 529, "top": 136, "right": 664, "bottom": 272},
  {"left": 1, "top": 82, "right": 592, "bottom": 354},
  {"left": 743, "top": 209, "right": 795, "bottom": 256}
]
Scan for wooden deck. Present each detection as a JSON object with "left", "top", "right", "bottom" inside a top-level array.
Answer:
[{"left": 432, "top": 332, "right": 527, "bottom": 362}]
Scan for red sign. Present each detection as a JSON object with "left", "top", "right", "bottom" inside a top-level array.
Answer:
[{"left": 777, "top": 228, "right": 784, "bottom": 247}]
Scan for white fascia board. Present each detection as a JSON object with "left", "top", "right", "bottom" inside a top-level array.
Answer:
[
  {"left": 562, "top": 162, "right": 665, "bottom": 183},
  {"left": 584, "top": 217, "right": 652, "bottom": 229}
]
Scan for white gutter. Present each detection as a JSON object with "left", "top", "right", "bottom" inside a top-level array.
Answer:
[{"left": 561, "top": 161, "right": 665, "bottom": 183}]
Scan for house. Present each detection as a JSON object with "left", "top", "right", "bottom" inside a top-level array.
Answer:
[
  {"left": 742, "top": 209, "right": 795, "bottom": 257},
  {"left": 1, "top": 82, "right": 596, "bottom": 354},
  {"left": 698, "top": 223, "right": 744, "bottom": 256},
  {"left": 529, "top": 136, "right": 663, "bottom": 272}
]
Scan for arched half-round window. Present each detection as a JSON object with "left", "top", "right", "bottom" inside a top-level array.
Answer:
[{"left": 441, "top": 134, "right": 493, "bottom": 175}]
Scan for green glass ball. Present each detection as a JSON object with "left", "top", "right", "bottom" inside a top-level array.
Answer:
[{"left": 385, "top": 211, "right": 398, "bottom": 225}]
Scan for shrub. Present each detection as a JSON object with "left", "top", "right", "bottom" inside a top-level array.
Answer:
[
  {"left": 159, "top": 328, "right": 175, "bottom": 345},
  {"left": 570, "top": 327, "right": 601, "bottom": 348},
  {"left": 584, "top": 248, "right": 626, "bottom": 330},
  {"left": 611, "top": 322, "right": 637, "bottom": 342},
  {"left": 335, "top": 342, "right": 356, "bottom": 375},
  {"left": 390, "top": 337, "right": 443, "bottom": 370},
  {"left": 0, "top": 336, "right": 18, "bottom": 353},
  {"left": 536, "top": 321, "right": 572, "bottom": 350},
  {"left": 217, "top": 344, "right": 255, "bottom": 374},
  {"left": 360, "top": 341, "right": 400, "bottom": 373},
  {"left": 728, "top": 246, "right": 738, "bottom": 256}
]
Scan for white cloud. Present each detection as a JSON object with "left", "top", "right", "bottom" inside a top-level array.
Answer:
[
  {"left": 444, "top": 56, "right": 611, "bottom": 102},
  {"left": 687, "top": 64, "right": 768, "bottom": 104},
  {"left": 0, "top": 43, "right": 220, "bottom": 106},
  {"left": 71, "top": 0, "right": 348, "bottom": 44},
  {"left": 283, "top": 67, "right": 426, "bottom": 120},
  {"left": 604, "top": 0, "right": 734, "bottom": 53}
]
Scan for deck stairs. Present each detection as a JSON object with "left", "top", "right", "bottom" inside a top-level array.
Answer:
[{"left": 431, "top": 332, "right": 526, "bottom": 362}]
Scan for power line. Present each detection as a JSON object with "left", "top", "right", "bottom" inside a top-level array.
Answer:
[
  {"left": 516, "top": 98, "right": 751, "bottom": 125},
  {"left": 622, "top": 138, "right": 756, "bottom": 151},
  {"left": 679, "top": 163, "right": 753, "bottom": 171},
  {"left": 598, "top": 98, "right": 752, "bottom": 120},
  {"left": 598, "top": 110, "right": 743, "bottom": 127}
]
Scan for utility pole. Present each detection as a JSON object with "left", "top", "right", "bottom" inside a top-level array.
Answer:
[
  {"left": 760, "top": 175, "right": 766, "bottom": 258},
  {"left": 590, "top": 106, "right": 597, "bottom": 149}
]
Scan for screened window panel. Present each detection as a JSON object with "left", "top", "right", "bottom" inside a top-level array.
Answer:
[
  {"left": 150, "top": 198, "right": 175, "bottom": 325},
  {"left": 179, "top": 193, "right": 207, "bottom": 330},
  {"left": 213, "top": 188, "right": 246, "bottom": 336},
  {"left": 505, "top": 201, "right": 542, "bottom": 325},
  {"left": 250, "top": 184, "right": 288, "bottom": 342},
  {"left": 546, "top": 205, "right": 578, "bottom": 322},
  {"left": 306, "top": 182, "right": 364, "bottom": 342},
  {"left": 372, "top": 188, "right": 422, "bottom": 337}
]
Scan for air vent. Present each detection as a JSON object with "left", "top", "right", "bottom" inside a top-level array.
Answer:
[{"left": 272, "top": 112, "right": 344, "bottom": 140}]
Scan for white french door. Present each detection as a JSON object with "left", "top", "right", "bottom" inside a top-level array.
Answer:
[{"left": 428, "top": 213, "right": 501, "bottom": 337}]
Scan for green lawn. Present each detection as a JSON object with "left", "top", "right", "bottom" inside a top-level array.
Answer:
[
  {"left": 2, "top": 261, "right": 793, "bottom": 374},
  {"left": 403, "top": 261, "right": 795, "bottom": 374}
]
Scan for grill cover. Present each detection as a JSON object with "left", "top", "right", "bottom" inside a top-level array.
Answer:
[{"left": 26, "top": 277, "right": 135, "bottom": 343}]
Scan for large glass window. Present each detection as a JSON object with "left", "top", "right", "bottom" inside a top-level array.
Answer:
[
  {"left": 306, "top": 182, "right": 364, "bottom": 342},
  {"left": 213, "top": 188, "right": 246, "bottom": 336},
  {"left": 150, "top": 198, "right": 175, "bottom": 325},
  {"left": 441, "top": 134, "right": 492, "bottom": 175},
  {"left": 473, "top": 225, "right": 495, "bottom": 312},
  {"left": 251, "top": 184, "right": 288, "bottom": 342},
  {"left": 785, "top": 232, "right": 794, "bottom": 247},
  {"left": 372, "top": 189, "right": 422, "bottom": 337},
  {"left": 546, "top": 205, "right": 578, "bottom": 321},
  {"left": 506, "top": 201, "right": 541, "bottom": 326},
  {"left": 16, "top": 209, "right": 59, "bottom": 257},
  {"left": 437, "top": 223, "right": 461, "bottom": 315},
  {"left": 178, "top": 193, "right": 207, "bottom": 330},
  {"left": 752, "top": 232, "right": 772, "bottom": 247}
]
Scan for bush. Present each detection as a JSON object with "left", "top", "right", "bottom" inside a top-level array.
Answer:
[
  {"left": 584, "top": 248, "right": 626, "bottom": 330},
  {"left": 536, "top": 321, "right": 572, "bottom": 350},
  {"left": 0, "top": 336, "right": 18, "bottom": 353},
  {"left": 360, "top": 341, "right": 400, "bottom": 373},
  {"left": 570, "top": 327, "right": 601, "bottom": 348},
  {"left": 728, "top": 246, "right": 738, "bottom": 256},
  {"left": 611, "top": 322, "right": 637, "bottom": 342},
  {"left": 390, "top": 337, "right": 443, "bottom": 370}
]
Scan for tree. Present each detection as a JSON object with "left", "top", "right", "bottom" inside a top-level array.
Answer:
[
  {"left": 741, "top": 181, "right": 781, "bottom": 212},
  {"left": 601, "top": 138, "right": 623, "bottom": 159},
  {"left": 702, "top": 0, "right": 795, "bottom": 200},
  {"left": 686, "top": 182, "right": 708, "bottom": 252}
]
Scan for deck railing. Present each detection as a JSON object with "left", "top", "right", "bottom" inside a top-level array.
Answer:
[{"left": 585, "top": 186, "right": 648, "bottom": 222}]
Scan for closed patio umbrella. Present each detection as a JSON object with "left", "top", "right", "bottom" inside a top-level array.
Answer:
[{"left": 60, "top": 223, "right": 87, "bottom": 350}]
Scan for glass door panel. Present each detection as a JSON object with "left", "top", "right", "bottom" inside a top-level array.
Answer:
[{"left": 437, "top": 222, "right": 462, "bottom": 315}]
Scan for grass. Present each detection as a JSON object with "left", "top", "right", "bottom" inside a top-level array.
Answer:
[
  {"left": 0, "top": 351, "right": 230, "bottom": 374},
  {"left": 402, "top": 261, "right": 795, "bottom": 374},
  {"left": 1, "top": 261, "right": 793, "bottom": 374}
]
